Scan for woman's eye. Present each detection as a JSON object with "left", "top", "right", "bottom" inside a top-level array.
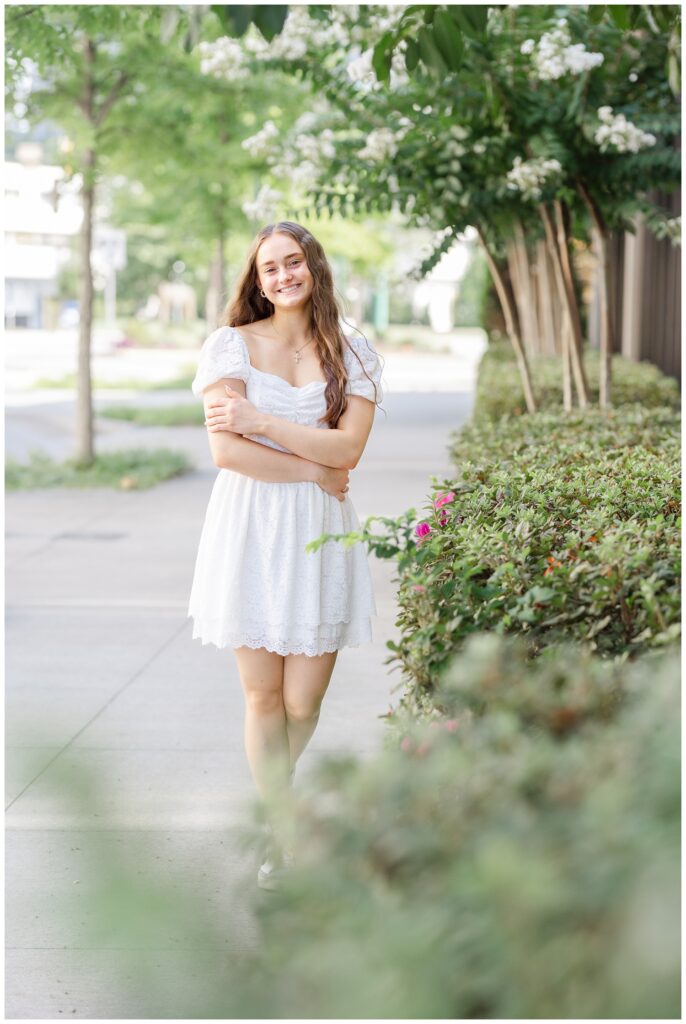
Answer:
[{"left": 265, "top": 260, "right": 300, "bottom": 273}]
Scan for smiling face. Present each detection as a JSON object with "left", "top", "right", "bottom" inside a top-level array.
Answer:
[{"left": 256, "top": 232, "right": 314, "bottom": 310}]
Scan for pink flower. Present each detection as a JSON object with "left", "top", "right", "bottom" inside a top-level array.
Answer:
[
  {"left": 414, "top": 522, "right": 432, "bottom": 543},
  {"left": 434, "top": 490, "right": 456, "bottom": 510},
  {"left": 416, "top": 742, "right": 430, "bottom": 758},
  {"left": 412, "top": 584, "right": 427, "bottom": 593},
  {"left": 444, "top": 719, "right": 459, "bottom": 732},
  {"left": 438, "top": 510, "right": 449, "bottom": 527},
  {"left": 400, "top": 735, "right": 413, "bottom": 752}
]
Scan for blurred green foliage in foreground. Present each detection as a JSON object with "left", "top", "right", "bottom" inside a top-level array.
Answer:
[{"left": 44, "top": 632, "right": 679, "bottom": 1019}]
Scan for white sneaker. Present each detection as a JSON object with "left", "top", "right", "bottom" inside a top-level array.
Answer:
[
  {"left": 257, "top": 819, "right": 296, "bottom": 889},
  {"left": 257, "top": 848, "right": 295, "bottom": 890}
]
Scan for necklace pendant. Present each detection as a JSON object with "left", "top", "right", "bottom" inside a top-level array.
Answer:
[{"left": 294, "top": 351, "right": 301, "bottom": 363}]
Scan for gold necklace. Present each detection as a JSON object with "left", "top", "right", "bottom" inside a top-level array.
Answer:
[{"left": 269, "top": 315, "right": 314, "bottom": 363}]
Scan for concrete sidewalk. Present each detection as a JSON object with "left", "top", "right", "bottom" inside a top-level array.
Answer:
[{"left": 5, "top": 376, "right": 477, "bottom": 1016}]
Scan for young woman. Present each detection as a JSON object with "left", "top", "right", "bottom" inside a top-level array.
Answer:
[{"left": 187, "top": 221, "right": 384, "bottom": 889}]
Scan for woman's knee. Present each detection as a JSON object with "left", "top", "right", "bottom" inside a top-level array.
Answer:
[
  {"left": 283, "top": 695, "right": 322, "bottom": 723},
  {"left": 244, "top": 685, "right": 284, "bottom": 715}
]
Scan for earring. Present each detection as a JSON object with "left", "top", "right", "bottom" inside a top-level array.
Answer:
[{"left": 260, "top": 289, "right": 267, "bottom": 298}]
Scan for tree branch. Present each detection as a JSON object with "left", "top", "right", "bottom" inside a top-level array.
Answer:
[
  {"left": 6, "top": 6, "right": 42, "bottom": 25},
  {"left": 94, "top": 70, "right": 131, "bottom": 127}
]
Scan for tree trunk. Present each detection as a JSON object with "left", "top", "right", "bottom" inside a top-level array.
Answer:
[
  {"left": 476, "top": 227, "right": 537, "bottom": 414},
  {"left": 576, "top": 180, "right": 613, "bottom": 408},
  {"left": 539, "top": 202, "right": 589, "bottom": 408},
  {"left": 205, "top": 231, "right": 226, "bottom": 327},
  {"left": 75, "top": 38, "right": 96, "bottom": 466},
  {"left": 535, "top": 237, "right": 557, "bottom": 356},
  {"left": 561, "top": 311, "right": 573, "bottom": 411},
  {"left": 513, "top": 219, "right": 540, "bottom": 355},
  {"left": 553, "top": 199, "right": 591, "bottom": 406}
]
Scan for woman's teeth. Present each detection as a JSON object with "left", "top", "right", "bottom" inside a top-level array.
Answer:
[{"left": 279, "top": 284, "right": 300, "bottom": 293}]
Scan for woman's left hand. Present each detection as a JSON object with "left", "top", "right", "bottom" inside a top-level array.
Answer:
[{"left": 205, "top": 385, "right": 264, "bottom": 435}]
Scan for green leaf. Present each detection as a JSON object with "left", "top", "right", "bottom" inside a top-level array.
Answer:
[
  {"left": 448, "top": 5, "right": 488, "bottom": 36},
  {"left": 528, "top": 587, "right": 556, "bottom": 603},
  {"left": 254, "top": 4, "right": 289, "bottom": 41},
  {"left": 210, "top": 4, "right": 288, "bottom": 39},
  {"left": 372, "top": 30, "right": 394, "bottom": 83},
  {"left": 668, "top": 51, "right": 680, "bottom": 96},
  {"left": 608, "top": 5, "right": 630, "bottom": 30},
  {"left": 432, "top": 10, "right": 464, "bottom": 70},
  {"left": 417, "top": 25, "right": 449, "bottom": 75},
  {"left": 587, "top": 5, "right": 607, "bottom": 24},
  {"left": 405, "top": 37, "right": 420, "bottom": 71}
]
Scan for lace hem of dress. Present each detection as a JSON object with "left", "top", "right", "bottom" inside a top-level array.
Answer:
[{"left": 188, "top": 612, "right": 373, "bottom": 657}]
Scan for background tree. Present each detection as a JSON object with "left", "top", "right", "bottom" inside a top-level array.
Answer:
[
  {"left": 6, "top": 5, "right": 174, "bottom": 464},
  {"left": 201, "top": 3, "right": 680, "bottom": 412}
]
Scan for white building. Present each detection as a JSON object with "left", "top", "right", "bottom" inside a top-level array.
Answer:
[
  {"left": 411, "top": 230, "right": 474, "bottom": 332},
  {"left": 4, "top": 143, "right": 83, "bottom": 328}
]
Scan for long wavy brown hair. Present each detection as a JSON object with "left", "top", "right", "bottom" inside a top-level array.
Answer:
[{"left": 221, "top": 221, "right": 384, "bottom": 429}]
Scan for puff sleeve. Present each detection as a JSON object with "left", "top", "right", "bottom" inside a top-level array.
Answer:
[
  {"left": 343, "top": 333, "right": 384, "bottom": 404},
  {"left": 191, "top": 326, "right": 250, "bottom": 398}
]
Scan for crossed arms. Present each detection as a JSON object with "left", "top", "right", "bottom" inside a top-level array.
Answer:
[{"left": 201, "top": 377, "right": 375, "bottom": 482}]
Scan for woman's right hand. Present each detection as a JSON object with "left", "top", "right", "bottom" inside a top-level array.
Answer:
[{"left": 313, "top": 464, "right": 350, "bottom": 502}]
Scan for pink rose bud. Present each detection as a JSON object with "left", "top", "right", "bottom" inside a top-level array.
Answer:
[
  {"left": 416, "top": 742, "right": 429, "bottom": 757},
  {"left": 444, "top": 719, "right": 459, "bottom": 732},
  {"left": 400, "top": 735, "right": 413, "bottom": 752},
  {"left": 412, "top": 584, "right": 427, "bottom": 593}
]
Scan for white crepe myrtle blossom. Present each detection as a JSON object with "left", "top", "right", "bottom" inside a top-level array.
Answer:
[
  {"left": 197, "top": 37, "right": 249, "bottom": 82},
  {"left": 665, "top": 216, "right": 681, "bottom": 244},
  {"left": 268, "top": 5, "right": 348, "bottom": 59},
  {"left": 282, "top": 159, "right": 321, "bottom": 189},
  {"left": 346, "top": 49, "right": 375, "bottom": 84},
  {"left": 292, "top": 111, "right": 320, "bottom": 134},
  {"left": 242, "top": 25, "right": 270, "bottom": 58},
  {"left": 358, "top": 126, "right": 399, "bottom": 161},
  {"left": 594, "top": 106, "right": 657, "bottom": 153},
  {"left": 295, "top": 129, "right": 336, "bottom": 163},
  {"left": 241, "top": 120, "right": 279, "bottom": 158},
  {"left": 390, "top": 41, "right": 411, "bottom": 89},
  {"left": 242, "top": 184, "right": 283, "bottom": 223},
  {"left": 521, "top": 19, "right": 604, "bottom": 80},
  {"left": 450, "top": 125, "right": 469, "bottom": 141},
  {"left": 506, "top": 155, "right": 563, "bottom": 200},
  {"left": 487, "top": 7, "right": 505, "bottom": 35}
]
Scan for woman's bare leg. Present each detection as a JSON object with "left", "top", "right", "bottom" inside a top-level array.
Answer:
[
  {"left": 282, "top": 650, "right": 338, "bottom": 768},
  {"left": 233, "top": 645, "right": 290, "bottom": 801}
]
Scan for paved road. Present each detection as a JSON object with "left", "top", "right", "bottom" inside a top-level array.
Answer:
[{"left": 5, "top": 338, "right": 481, "bottom": 1018}]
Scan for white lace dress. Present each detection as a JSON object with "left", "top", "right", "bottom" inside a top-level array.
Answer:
[{"left": 187, "top": 325, "right": 384, "bottom": 657}]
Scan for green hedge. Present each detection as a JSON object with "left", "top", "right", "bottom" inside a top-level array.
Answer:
[
  {"left": 220, "top": 635, "right": 680, "bottom": 1020},
  {"left": 474, "top": 339, "right": 680, "bottom": 423},
  {"left": 388, "top": 403, "right": 680, "bottom": 701},
  {"left": 307, "top": 347, "right": 680, "bottom": 710}
]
